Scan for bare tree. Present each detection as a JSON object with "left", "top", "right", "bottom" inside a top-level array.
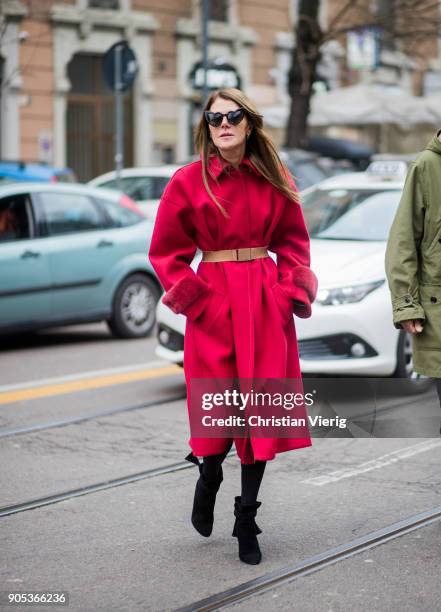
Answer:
[{"left": 285, "top": 0, "right": 441, "bottom": 148}]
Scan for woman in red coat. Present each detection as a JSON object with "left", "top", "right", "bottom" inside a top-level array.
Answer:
[{"left": 148, "top": 88, "right": 317, "bottom": 565}]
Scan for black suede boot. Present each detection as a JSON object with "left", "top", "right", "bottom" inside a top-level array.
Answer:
[
  {"left": 232, "top": 495, "right": 262, "bottom": 564},
  {"left": 185, "top": 452, "right": 223, "bottom": 537}
]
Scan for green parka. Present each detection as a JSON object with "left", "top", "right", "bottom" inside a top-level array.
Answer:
[{"left": 385, "top": 130, "right": 441, "bottom": 377}]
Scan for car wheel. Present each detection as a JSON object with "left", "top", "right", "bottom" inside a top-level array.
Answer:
[
  {"left": 394, "top": 330, "right": 415, "bottom": 379},
  {"left": 394, "top": 330, "right": 431, "bottom": 391},
  {"left": 108, "top": 274, "right": 160, "bottom": 339}
]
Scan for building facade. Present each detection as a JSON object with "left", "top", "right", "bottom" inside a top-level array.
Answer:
[{"left": 1, "top": 0, "right": 440, "bottom": 181}]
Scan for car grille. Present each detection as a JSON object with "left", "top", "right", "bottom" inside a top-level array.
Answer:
[{"left": 299, "top": 333, "right": 378, "bottom": 360}]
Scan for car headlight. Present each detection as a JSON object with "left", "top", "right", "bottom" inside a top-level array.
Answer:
[{"left": 316, "top": 280, "right": 385, "bottom": 306}]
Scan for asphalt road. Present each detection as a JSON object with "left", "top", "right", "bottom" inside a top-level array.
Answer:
[{"left": 1, "top": 322, "right": 441, "bottom": 611}]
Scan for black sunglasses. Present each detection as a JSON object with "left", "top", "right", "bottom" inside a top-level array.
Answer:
[{"left": 204, "top": 107, "right": 246, "bottom": 128}]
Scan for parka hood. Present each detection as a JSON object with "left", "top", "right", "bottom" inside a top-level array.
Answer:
[{"left": 426, "top": 129, "right": 441, "bottom": 155}]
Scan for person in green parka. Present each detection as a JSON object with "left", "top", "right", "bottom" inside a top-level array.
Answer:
[{"left": 385, "top": 129, "right": 441, "bottom": 408}]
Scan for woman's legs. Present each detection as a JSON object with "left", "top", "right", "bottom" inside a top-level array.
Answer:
[
  {"left": 241, "top": 460, "right": 266, "bottom": 504},
  {"left": 190, "top": 441, "right": 233, "bottom": 537},
  {"left": 202, "top": 447, "right": 267, "bottom": 498},
  {"left": 202, "top": 440, "right": 233, "bottom": 481},
  {"left": 202, "top": 441, "right": 233, "bottom": 481},
  {"left": 232, "top": 460, "right": 267, "bottom": 565}
]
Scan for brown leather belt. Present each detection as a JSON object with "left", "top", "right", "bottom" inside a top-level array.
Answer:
[{"left": 202, "top": 246, "right": 270, "bottom": 262}]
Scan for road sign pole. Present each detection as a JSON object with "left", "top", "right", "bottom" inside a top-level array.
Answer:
[
  {"left": 201, "top": 0, "right": 209, "bottom": 107},
  {"left": 103, "top": 40, "right": 137, "bottom": 186},
  {"left": 115, "top": 44, "right": 124, "bottom": 191}
]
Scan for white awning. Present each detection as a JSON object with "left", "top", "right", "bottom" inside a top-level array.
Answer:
[{"left": 262, "top": 85, "right": 441, "bottom": 128}]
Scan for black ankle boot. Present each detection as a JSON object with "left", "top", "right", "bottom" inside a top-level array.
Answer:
[
  {"left": 185, "top": 452, "right": 223, "bottom": 537},
  {"left": 232, "top": 495, "right": 262, "bottom": 564}
]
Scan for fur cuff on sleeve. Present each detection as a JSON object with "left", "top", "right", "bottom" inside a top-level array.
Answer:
[
  {"left": 293, "top": 266, "right": 318, "bottom": 302},
  {"left": 162, "top": 274, "right": 210, "bottom": 315},
  {"left": 279, "top": 266, "right": 318, "bottom": 319},
  {"left": 293, "top": 300, "right": 311, "bottom": 319}
]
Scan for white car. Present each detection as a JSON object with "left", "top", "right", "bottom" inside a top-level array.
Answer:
[
  {"left": 88, "top": 165, "right": 182, "bottom": 220},
  {"left": 154, "top": 161, "right": 418, "bottom": 378}
]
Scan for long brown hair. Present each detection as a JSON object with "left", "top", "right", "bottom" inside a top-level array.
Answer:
[{"left": 194, "top": 88, "right": 300, "bottom": 219}]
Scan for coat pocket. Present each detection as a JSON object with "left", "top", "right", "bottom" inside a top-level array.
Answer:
[
  {"left": 271, "top": 282, "right": 294, "bottom": 326},
  {"left": 414, "top": 284, "right": 441, "bottom": 350},
  {"left": 192, "top": 287, "right": 229, "bottom": 335}
]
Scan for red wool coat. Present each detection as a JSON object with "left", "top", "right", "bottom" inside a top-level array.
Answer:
[{"left": 148, "top": 153, "right": 318, "bottom": 464}]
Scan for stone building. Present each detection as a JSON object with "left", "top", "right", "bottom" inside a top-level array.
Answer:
[{"left": 1, "top": 0, "right": 440, "bottom": 181}]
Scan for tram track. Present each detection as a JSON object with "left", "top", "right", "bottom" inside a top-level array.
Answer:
[
  {"left": 0, "top": 387, "right": 434, "bottom": 441},
  {"left": 3, "top": 406, "right": 441, "bottom": 611},
  {"left": 0, "top": 450, "right": 236, "bottom": 518},
  {"left": 1, "top": 389, "right": 439, "bottom": 518},
  {"left": 0, "top": 392, "right": 220, "bottom": 518},
  {"left": 0, "top": 392, "right": 186, "bottom": 438},
  {"left": 175, "top": 504, "right": 441, "bottom": 611},
  {"left": 2, "top": 367, "right": 440, "bottom": 610}
]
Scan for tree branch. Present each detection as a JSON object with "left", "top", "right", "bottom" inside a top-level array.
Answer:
[{"left": 326, "top": 0, "right": 360, "bottom": 33}]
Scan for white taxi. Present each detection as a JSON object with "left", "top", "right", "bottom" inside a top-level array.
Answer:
[{"left": 154, "top": 161, "right": 418, "bottom": 378}]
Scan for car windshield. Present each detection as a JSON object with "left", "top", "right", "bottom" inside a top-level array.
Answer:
[
  {"left": 284, "top": 159, "right": 328, "bottom": 190},
  {"left": 302, "top": 188, "right": 402, "bottom": 241},
  {"left": 99, "top": 176, "right": 170, "bottom": 201}
]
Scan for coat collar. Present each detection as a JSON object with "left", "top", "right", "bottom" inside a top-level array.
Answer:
[{"left": 207, "top": 153, "right": 260, "bottom": 179}]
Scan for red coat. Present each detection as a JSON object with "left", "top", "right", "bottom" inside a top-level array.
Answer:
[{"left": 148, "top": 153, "right": 318, "bottom": 464}]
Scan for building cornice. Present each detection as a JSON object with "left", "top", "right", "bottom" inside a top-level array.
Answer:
[
  {"left": 176, "top": 18, "right": 257, "bottom": 47},
  {"left": 380, "top": 49, "right": 417, "bottom": 71},
  {"left": 1, "top": 0, "right": 27, "bottom": 20},
  {"left": 50, "top": 5, "right": 159, "bottom": 37}
]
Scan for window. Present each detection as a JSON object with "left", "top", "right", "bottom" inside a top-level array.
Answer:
[
  {"left": 302, "top": 189, "right": 402, "bottom": 241},
  {"left": 211, "top": 0, "right": 228, "bottom": 22},
  {"left": 88, "top": 0, "right": 119, "bottom": 8},
  {"left": 39, "top": 192, "right": 104, "bottom": 236},
  {"left": 99, "top": 175, "right": 170, "bottom": 202},
  {"left": 121, "top": 177, "right": 153, "bottom": 201},
  {"left": 153, "top": 144, "right": 175, "bottom": 165},
  {"left": 95, "top": 197, "right": 144, "bottom": 228},
  {"left": 153, "top": 177, "right": 171, "bottom": 199},
  {"left": 0, "top": 194, "right": 33, "bottom": 242}
]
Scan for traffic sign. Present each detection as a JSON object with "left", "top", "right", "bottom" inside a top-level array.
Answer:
[{"left": 102, "top": 41, "right": 138, "bottom": 91}]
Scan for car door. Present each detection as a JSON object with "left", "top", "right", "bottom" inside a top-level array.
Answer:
[
  {"left": 0, "top": 192, "right": 52, "bottom": 329},
  {"left": 34, "top": 190, "right": 121, "bottom": 319}
]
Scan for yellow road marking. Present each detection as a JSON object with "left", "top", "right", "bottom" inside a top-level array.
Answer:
[{"left": 0, "top": 365, "right": 182, "bottom": 405}]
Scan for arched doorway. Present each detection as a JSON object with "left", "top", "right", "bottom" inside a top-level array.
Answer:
[{"left": 66, "top": 53, "right": 133, "bottom": 182}]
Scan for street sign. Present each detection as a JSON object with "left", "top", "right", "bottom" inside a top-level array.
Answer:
[
  {"left": 189, "top": 60, "right": 241, "bottom": 90},
  {"left": 102, "top": 41, "right": 138, "bottom": 91},
  {"left": 347, "top": 28, "right": 379, "bottom": 70},
  {"left": 38, "top": 129, "right": 53, "bottom": 164}
]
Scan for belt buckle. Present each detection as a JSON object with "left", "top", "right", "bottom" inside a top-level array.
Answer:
[{"left": 237, "top": 247, "right": 252, "bottom": 261}]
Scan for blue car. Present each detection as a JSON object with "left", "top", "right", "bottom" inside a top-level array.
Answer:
[
  {"left": 0, "top": 160, "right": 77, "bottom": 184},
  {"left": 0, "top": 182, "right": 161, "bottom": 338}
]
